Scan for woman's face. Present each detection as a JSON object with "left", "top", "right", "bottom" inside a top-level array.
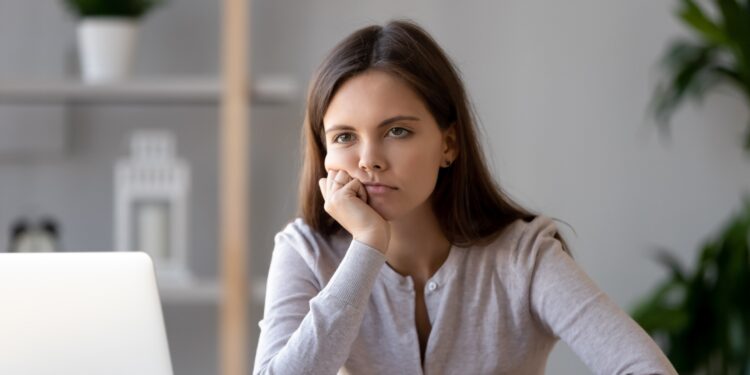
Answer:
[{"left": 322, "top": 70, "right": 456, "bottom": 221}]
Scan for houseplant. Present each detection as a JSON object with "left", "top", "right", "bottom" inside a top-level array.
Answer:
[
  {"left": 62, "top": 0, "right": 166, "bottom": 82},
  {"left": 634, "top": 0, "right": 750, "bottom": 373},
  {"left": 632, "top": 200, "right": 750, "bottom": 373},
  {"left": 650, "top": 0, "right": 750, "bottom": 145}
]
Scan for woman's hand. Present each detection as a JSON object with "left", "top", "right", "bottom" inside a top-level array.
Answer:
[{"left": 318, "top": 170, "right": 390, "bottom": 253}]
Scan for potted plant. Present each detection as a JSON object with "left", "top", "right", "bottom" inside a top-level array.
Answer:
[
  {"left": 634, "top": 0, "right": 750, "bottom": 373},
  {"left": 63, "top": 0, "right": 166, "bottom": 83}
]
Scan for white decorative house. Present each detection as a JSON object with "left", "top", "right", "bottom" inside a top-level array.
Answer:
[{"left": 115, "top": 130, "right": 191, "bottom": 283}]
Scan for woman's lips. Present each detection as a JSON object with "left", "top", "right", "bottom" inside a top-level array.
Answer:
[{"left": 363, "top": 183, "right": 396, "bottom": 194}]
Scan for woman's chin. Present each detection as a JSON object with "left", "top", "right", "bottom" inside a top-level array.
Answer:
[
  {"left": 369, "top": 203, "right": 398, "bottom": 222},
  {"left": 371, "top": 198, "right": 433, "bottom": 224}
]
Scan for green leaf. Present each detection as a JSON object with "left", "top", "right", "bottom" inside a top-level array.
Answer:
[
  {"left": 650, "top": 41, "right": 719, "bottom": 127},
  {"left": 717, "top": 0, "right": 750, "bottom": 77},
  {"left": 632, "top": 278, "right": 688, "bottom": 333},
  {"left": 63, "top": 0, "right": 166, "bottom": 18},
  {"left": 711, "top": 65, "right": 744, "bottom": 87},
  {"left": 678, "top": 0, "right": 729, "bottom": 46},
  {"left": 654, "top": 247, "right": 688, "bottom": 283}
]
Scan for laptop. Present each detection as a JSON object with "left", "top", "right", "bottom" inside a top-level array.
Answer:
[{"left": 0, "top": 252, "right": 174, "bottom": 375}]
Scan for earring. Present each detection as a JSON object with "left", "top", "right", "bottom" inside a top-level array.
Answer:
[{"left": 443, "top": 160, "right": 452, "bottom": 168}]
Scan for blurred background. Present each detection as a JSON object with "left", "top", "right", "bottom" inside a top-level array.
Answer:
[{"left": 1, "top": 0, "right": 749, "bottom": 374}]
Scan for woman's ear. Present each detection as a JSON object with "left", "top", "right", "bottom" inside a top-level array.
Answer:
[{"left": 442, "top": 123, "right": 458, "bottom": 163}]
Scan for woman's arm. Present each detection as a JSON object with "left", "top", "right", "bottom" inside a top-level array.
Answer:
[
  {"left": 254, "top": 169, "right": 389, "bottom": 374},
  {"left": 253, "top": 232, "right": 386, "bottom": 375},
  {"left": 524, "top": 218, "right": 677, "bottom": 375}
]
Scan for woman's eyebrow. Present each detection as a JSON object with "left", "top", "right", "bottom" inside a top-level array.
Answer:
[{"left": 324, "top": 115, "right": 420, "bottom": 133}]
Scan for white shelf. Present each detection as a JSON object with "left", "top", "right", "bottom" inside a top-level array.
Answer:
[
  {"left": 159, "top": 278, "right": 266, "bottom": 305},
  {"left": 0, "top": 76, "right": 298, "bottom": 105}
]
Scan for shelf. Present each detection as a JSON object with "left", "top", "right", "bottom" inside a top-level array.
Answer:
[
  {"left": 0, "top": 76, "right": 298, "bottom": 105},
  {"left": 159, "top": 277, "right": 266, "bottom": 304}
]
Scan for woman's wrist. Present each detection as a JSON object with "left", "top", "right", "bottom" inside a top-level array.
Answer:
[{"left": 353, "top": 227, "right": 389, "bottom": 254}]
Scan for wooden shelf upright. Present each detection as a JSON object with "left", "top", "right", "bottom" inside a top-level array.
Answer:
[{"left": 220, "top": 0, "right": 250, "bottom": 374}]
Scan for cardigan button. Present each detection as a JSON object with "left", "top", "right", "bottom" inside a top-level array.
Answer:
[{"left": 427, "top": 281, "right": 438, "bottom": 291}]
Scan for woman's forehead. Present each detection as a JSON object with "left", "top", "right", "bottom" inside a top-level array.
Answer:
[{"left": 323, "top": 71, "right": 429, "bottom": 130}]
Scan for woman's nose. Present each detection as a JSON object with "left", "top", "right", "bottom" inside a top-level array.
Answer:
[{"left": 358, "top": 142, "right": 387, "bottom": 172}]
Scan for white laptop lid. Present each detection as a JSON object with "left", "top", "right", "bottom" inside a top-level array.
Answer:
[{"left": 0, "top": 252, "right": 174, "bottom": 375}]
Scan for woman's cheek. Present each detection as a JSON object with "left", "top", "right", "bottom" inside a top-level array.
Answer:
[{"left": 324, "top": 150, "right": 349, "bottom": 171}]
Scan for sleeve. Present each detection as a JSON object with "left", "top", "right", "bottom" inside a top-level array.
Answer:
[
  {"left": 521, "top": 217, "right": 678, "bottom": 375},
  {"left": 252, "top": 229, "right": 386, "bottom": 375}
]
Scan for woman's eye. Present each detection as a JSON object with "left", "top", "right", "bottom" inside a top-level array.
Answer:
[
  {"left": 388, "top": 127, "right": 411, "bottom": 138},
  {"left": 333, "top": 133, "right": 355, "bottom": 144}
]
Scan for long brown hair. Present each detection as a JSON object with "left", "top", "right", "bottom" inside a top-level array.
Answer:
[{"left": 298, "top": 19, "right": 570, "bottom": 252}]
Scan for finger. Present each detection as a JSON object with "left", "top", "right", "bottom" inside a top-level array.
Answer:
[
  {"left": 353, "top": 179, "right": 367, "bottom": 202},
  {"left": 331, "top": 170, "right": 350, "bottom": 195},
  {"left": 318, "top": 178, "right": 327, "bottom": 200},
  {"left": 357, "top": 180, "right": 368, "bottom": 203},
  {"left": 326, "top": 170, "right": 335, "bottom": 192},
  {"left": 342, "top": 178, "right": 361, "bottom": 196},
  {"left": 334, "top": 170, "right": 351, "bottom": 185}
]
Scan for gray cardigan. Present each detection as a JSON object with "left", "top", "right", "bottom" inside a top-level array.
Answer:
[{"left": 253, "top": 215, "right": 677, "bottom": 374}]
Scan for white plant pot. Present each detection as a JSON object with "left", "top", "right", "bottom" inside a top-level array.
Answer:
[{"left": 77, "top": 18, "right": 138, "bottom": 83}]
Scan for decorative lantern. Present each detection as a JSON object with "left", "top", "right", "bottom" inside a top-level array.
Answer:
[{"left": 115, "top": 130, "right": 190, "bottom": 284}]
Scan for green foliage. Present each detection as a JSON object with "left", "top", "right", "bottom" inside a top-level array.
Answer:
[
  {"left": 650, "top": 0, "right": 750, "bottom": 150},
  {"left": 640, "top": 2, "right": 750, "bottom": 371},
  {"left": 632, "top": 196, "right": 750, "bottom": 374},
  {"left": 63, "top": 0, "right": 165, "bottom": 18}
]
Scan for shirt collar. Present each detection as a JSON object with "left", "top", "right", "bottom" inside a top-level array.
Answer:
[{"left": 378, "top": 244, "right": 467, "bottom": 291}]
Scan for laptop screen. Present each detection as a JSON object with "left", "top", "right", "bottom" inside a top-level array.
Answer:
[{"left": 0, "top": 252, "right": 174, "bottom": 375}]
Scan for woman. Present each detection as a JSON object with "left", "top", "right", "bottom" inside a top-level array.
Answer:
[{"left": 254, "top": 20, "right": 676, "bottom": 375}]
